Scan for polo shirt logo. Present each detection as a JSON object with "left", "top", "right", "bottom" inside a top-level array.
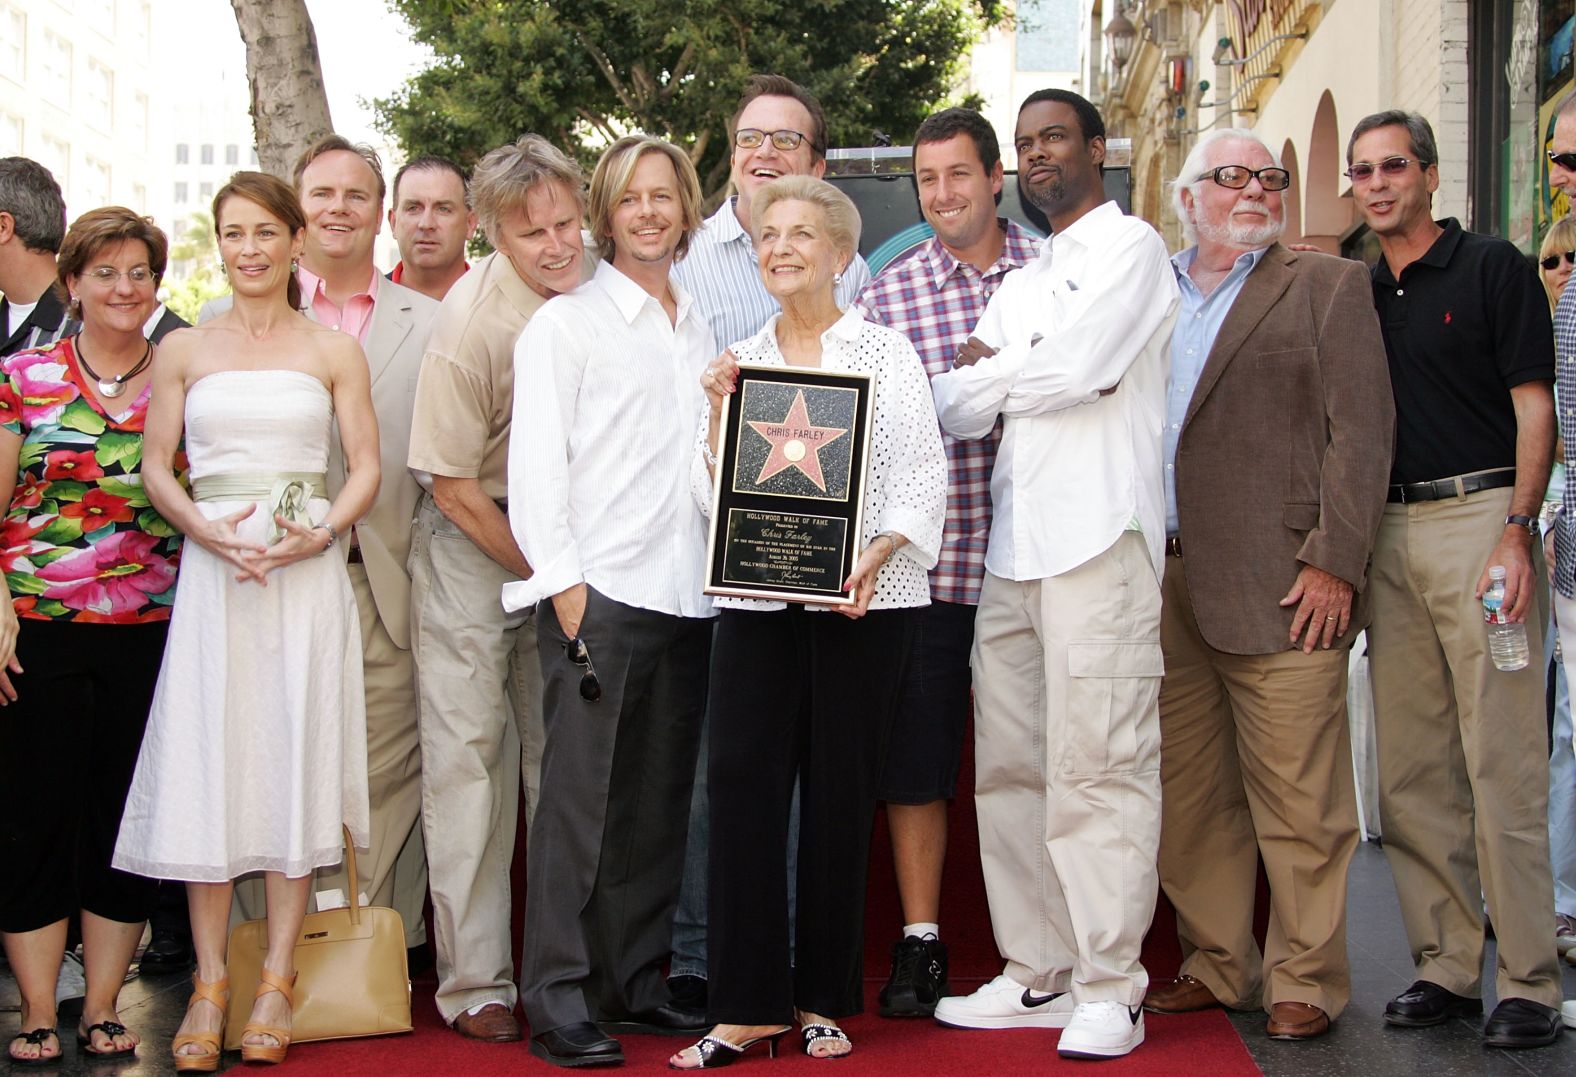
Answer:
[{"left": 1444, "top": 311, "right": 1452, "bottom": 324}]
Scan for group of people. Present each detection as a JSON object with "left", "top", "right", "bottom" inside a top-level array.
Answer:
[{"left": 1, "top": 67, "right": 1574, "bottom": 1071}]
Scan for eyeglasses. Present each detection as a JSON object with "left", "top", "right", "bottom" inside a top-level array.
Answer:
[
  {"left": 84, "top": 265, "right": 155, "bottom": 286},
  {"left": 1548, "top": 149, "right": 1576, "bottom": 171},
  {"left": 1543, "top": 250, "right": 1576, "bottom": 271},
  {"left": 1344, "top": 156, "right": 1416, "bottom": 182},
  {"left": 564, "top": 636, "right": 601, "bottom": 703},
  {"left": 1198, "top": 165, "right": 1291, "bottom": 192},
  {"left": 734, "top": 128, "right": 808, "bottom": 152}
]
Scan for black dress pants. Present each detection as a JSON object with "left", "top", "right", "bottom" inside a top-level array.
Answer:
[
  {"left": 706, "top": 605, "right": 915, "bottom": 1024},
  {"left": 519, "top": 587, "right": 711, "bottom": 1033},
  {"left": 0, "top": 618, "right": 167, "bottom": 932}
]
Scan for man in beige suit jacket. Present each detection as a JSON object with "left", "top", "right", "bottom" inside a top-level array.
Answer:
[
  {"left": 208, "top": 138, "right": 438, "bottom": 958},
  {"left": 1139, "top": 131, "right": 1393, "bottom": 1041}
]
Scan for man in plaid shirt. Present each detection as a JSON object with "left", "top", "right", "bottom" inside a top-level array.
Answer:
[{"left": 855, "top": 107, "right": 1038, "bottom": 1019}]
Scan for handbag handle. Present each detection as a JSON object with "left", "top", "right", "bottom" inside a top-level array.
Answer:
[{"left": 341, "top": 824, "right": 362, "bottom": 927}]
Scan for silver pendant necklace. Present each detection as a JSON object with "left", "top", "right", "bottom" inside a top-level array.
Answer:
[{"left": 75, "top": 334, "right": 153, "bottom": 399}]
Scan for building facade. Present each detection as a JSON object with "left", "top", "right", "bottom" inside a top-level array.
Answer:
[{"left": 1085, "top": 0, "right": 1568, "bottom": 256}]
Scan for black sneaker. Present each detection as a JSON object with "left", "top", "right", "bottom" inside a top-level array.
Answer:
[{"left": 878, "top": 935, "right": 949, "bottom": 1018}]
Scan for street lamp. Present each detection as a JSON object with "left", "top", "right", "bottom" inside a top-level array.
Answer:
[{"left": 1106, "top": 6, "right": 1138, "bottom": 72}]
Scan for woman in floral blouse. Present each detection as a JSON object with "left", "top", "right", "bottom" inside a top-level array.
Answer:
[{"left": 0, "top": 207, "right": 184, "bottom": 1065}]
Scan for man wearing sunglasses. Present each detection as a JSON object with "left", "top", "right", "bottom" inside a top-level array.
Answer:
[
  {"left": 1138, "top": 129, "right": 1392, "bottom": 1043},
  {"left": 666, "top": 73, "right": 871, "bottom": 1014},
  {"left": 1350, "top": 109, "right": 1563, "bottom": 1048}
]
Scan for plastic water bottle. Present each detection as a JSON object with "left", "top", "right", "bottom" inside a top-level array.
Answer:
[{"left": 1483, "top": 565, "right": 1529, "bottom": 671}]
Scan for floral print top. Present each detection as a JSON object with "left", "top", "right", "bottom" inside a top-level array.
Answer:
[{"left": 0, "top": 336, "right": 183, "bottom": 623}]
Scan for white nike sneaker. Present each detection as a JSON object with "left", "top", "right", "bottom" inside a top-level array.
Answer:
[
  {"left": 933, "top": 973, "right": 1076, "bottom": 1029},
  {"left": 1057, "top": 1000, "right": 1145, "bottom": 1059}
]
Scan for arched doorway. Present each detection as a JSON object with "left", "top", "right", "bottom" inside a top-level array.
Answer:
[
  {"left": 1303, "top": 89, "right": 1348, "bottom": 253},
  {"left": 1280, "top": 138, "right": 1304, "bottom": 245}
]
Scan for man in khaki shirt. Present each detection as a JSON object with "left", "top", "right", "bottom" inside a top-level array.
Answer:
[{"left": 406, "top": 134, "right": 590, "bottom": 1043}]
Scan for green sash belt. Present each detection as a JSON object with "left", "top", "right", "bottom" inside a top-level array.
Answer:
[{"left": 191, "top": 472, "right": 328, "bottom": 544}]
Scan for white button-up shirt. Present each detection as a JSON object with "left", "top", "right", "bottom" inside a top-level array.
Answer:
[
  {"left": 931, "top": 201, "right": 1179, "bottom": 582},
  {"left": 504, "top": 260, "right": 718, "bottom": 618}
]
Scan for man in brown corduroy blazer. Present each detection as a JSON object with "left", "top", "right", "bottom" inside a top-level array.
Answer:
[{"left": 1139, "top": 129, "right": 1394, "bottom": 1042}]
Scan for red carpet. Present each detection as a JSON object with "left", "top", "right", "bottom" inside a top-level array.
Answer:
[{"left": 272, "top": 723, "right": 1260, "bottom": 1075}]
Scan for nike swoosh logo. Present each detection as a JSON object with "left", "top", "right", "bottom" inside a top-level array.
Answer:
[{"left": 1021, "top": 989, "right": 1063, "bottom": 1008}]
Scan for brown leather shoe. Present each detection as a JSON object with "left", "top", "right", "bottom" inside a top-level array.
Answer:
[
  {"left": 1266, "top": 1001, "right": 1330, "bottom": 1040},
  {"left": 453, "top": 1002, "right": 523, "bottom": 1043},
  {"left": 1143, "top": 974, "right": 1221, "bottom": 1013}
]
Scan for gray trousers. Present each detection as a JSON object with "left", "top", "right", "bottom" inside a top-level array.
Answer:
[{"left": 519, "top": 587, "right": 711, "bottom": 1033}]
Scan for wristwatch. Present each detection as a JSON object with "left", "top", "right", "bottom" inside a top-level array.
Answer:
[{"left": 1506, "top": 513, "right": 1538, "bottom": 537}]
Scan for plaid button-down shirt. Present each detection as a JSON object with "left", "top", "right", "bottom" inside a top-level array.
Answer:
[
  {"left": 1555, "top": 284, "right": 1576, "bottom": 597},
  {"left": 856, "top": 220, "right": 1040, "bottom": 605}
]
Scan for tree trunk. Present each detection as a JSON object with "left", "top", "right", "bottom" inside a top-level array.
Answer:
[{"left": 230, "top": 0, "right": 333, "bottom": 179}]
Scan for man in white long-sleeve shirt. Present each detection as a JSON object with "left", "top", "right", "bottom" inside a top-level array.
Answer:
[
  {"left": 929, "top": 89, "right": 1180, "bottom": 1061},
  {"left": 504, "top": 135, "right": 717, "bottom": 1068}
]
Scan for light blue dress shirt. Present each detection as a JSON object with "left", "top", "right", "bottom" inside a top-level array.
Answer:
[{"left": 1165, "top": 245, "right": 1269, "bottom": 535}]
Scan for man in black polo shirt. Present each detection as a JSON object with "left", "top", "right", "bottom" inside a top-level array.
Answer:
[{"left": 1350, "top": 110, "right": 1563, "bottom": 1048}]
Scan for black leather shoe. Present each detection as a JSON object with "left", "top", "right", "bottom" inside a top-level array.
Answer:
[
  {"left": 137, "top": 927, "right": 193, "bottom": 975},
  {"left": 1482, "top": 998, "right": 1562, "bottom": 1048},
  {"left": 1384, "top": 980, "right": 1483, "bottom": 1027},
  {"left": 529, "top": 1022, "right": 625, "bottom": 1067},
  {"left": 599, "top": 1003, "right": 708, "bottom": 1036}
]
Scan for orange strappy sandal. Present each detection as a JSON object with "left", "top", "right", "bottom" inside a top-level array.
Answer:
[
  {"left": 239, "top": 967, "right": 297, "bottom": 1065},
  {"left": 172, "top": 973, "right": 229, "bottom": 1073}
]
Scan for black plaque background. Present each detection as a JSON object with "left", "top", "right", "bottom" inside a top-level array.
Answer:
[{"left": 705, "top": 363, "right": 873, "bottom": 604}]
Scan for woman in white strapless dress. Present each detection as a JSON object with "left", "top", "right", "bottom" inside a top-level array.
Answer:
[{"left": 111, "top": 172, "right": 381, "bottom": 1071}]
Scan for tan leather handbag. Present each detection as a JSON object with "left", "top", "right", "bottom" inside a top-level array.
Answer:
[{"left": 223, "top": 827, "right": 412, "bottom": 1049}]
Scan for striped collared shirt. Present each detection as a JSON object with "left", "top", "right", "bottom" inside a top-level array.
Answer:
[
  {"left": 855, "top": 221, "right": 1039, "bottom": 605},
  {"left": 1555, "top": 283, "right": 1576, "bottom": 596},
  {"left": 674, "top": 197, "right": 871, "bottom": 350}
]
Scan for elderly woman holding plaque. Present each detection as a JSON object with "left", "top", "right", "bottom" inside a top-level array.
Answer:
[{"left": 672, "top": 175, "right": 945, "bottom": 1068}]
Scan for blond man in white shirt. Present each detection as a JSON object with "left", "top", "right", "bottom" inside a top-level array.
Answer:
[
  {"left": 506, "top": 136, "right": 716, "bottom": 1069},
  {"left": 929, "top": 90, "right": 1180, "bottom": 1061}
]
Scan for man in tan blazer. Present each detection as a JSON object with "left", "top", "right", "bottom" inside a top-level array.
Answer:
[
  {"left": 209, "top": 138, "right": 438, "bottom": 960},
  {"left": 1139, "top": 130, "right": 1393, "bottom": 1041}
]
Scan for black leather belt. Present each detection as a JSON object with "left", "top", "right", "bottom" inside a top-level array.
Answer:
[
  {"left": 1165, "top": 536, "right": 1182, "bottom": 557},
  {"left": 1386, "top": 470, "right": 1515, "bottom": 504}
]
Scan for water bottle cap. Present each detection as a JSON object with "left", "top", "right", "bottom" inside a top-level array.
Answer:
[{"left": 1488, "top": 565, "right": 1507, "bottom": 580}]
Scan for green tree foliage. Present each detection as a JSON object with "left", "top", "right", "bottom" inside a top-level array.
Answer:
[
  {"left": 162, "top": 212, "right": 227, "bottom": 324},
  {"left": 374, "top": 0, "right": 1004, "bottom": 201}
]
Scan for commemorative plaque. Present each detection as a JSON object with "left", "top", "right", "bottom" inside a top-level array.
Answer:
[{"left": 704, "top": 363, "right": 874, "bottom": 605}]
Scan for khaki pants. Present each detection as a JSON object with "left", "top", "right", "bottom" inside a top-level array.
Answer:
[
  {"left": 237, "top": 565, "right": 426, "bottom": 947},
  {"left": 971, "top": 532, "right": 1163, "bottom": 1005},
  {"left": 1156, "top": 555, "right": 1358, "bottom": 1018},
  {"left": 1368, "top": 490, "right": 1561, "bottom": 1008},
  {"left": 410, "top": 496, "right": 545, "bottom": 1022}
]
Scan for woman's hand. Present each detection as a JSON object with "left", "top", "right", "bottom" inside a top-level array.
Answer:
[
  {"left": 0, "top": 601, "right": 22, "bottom": 705},
  {"left": 235, "top": 515, "right": 333, "bottom": 585},
  {"left": 838, "top": 533, "right": 904, "bottom": 619},
  {"left": 193, "top": 505, "right": 270, "bottom": 583},
  {"left": 701, "top": 350, "right": 740, "bottom": 413}
]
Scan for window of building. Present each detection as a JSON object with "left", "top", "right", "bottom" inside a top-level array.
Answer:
[
  {"left": 132, "top": 183, "right": 146, "bottom": 214},
  {"left": 1, "top": 6, "right": 25, "bottom": 83},
  {"left": 84, "top": 157, "right": 110, "bottom": 207},
  {"left": 0, "top": 113, "right": 21, "bottom": 157},
  {"left": 39, "top": 136, "right": 69, "bottom": 188},
  {"left": 42, "top": 31, "right": 72, "bottom": 104},
  {"left": 86, "top": 59, "right": 113, "bottom": 129},
  {"left": 176, "top": 143, "right": 189, "bottom": 165},
  {"left": 249, "top": 148, "right": 259, "bottom": 165},
  {"left": 131, "top": 92, "right": 148, "bottom": 151},
  {"left": 175, "top": 181, "right": 188, "bottom": 204},
  {"left": 200, "top": 144, "right": 213, "bottom": 165},
  {"left": 199, "top": 181, "right": 213, "bottom": 201},
  {"left": 225, "top": 144, "right": 239, "bottom": 165},
  {"left": 131, "top": 1, "right": 150, "bottom": 59}
]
